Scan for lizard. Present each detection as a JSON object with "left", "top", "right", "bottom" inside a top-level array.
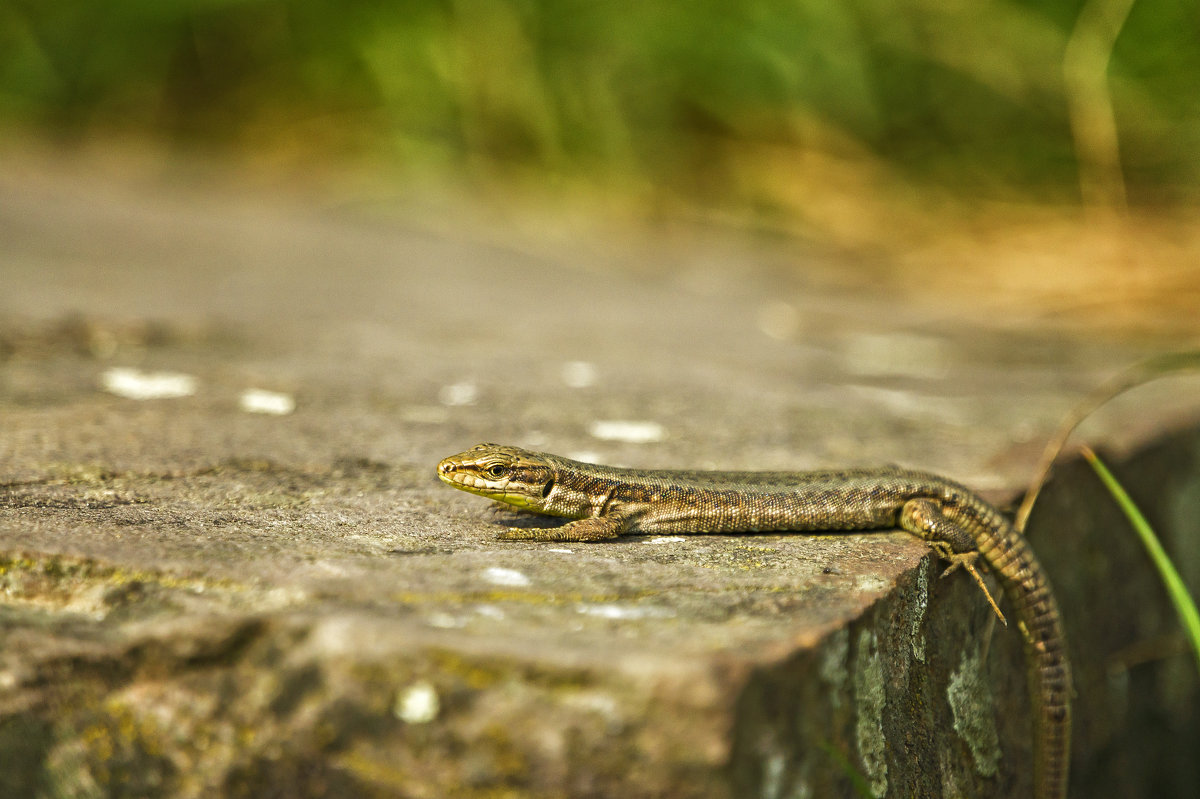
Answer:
[{"left": 436, "top": 443, "right": 1071, "bottom": 799}]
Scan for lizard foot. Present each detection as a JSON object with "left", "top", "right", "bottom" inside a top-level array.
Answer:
[{"left": 941, "top": 550, "right": 1007, "bottom": 627}]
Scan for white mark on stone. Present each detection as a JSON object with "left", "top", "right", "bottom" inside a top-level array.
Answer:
[
  {"left": 239, "top": 388, "right": 295, "bottom": 415},
  {"left": 521, "top": 430, "right": 548, "bottom": 448},
  {"left": 853, "top": 629, "right": 888, "bottom": 797},
  {"left": 856, "top": 575, "right": 890, "bottom": 594},
  {"left": 817, "top": 628, "right": 850, "bottom": 711},
  {"left": 646, "top": 536, "right": 687, "bottom": 544},
  {"left": 910, "top": 565, "right": 929, "bottom": 663},
  {"left": 482, "top": 567, "right": 531, "bottom": 587},
  {"left": 561, "top": 361, "right": 598, "bottom": 388},
  {"left": 562, "top": 690, "right": 621, "bottom": 723},
  {"left": 395, "top": 680, "right": 440, "bottom": 724},
  {"left": 762, "top": 751, "right": 787, "bottom": 799},
  {"left": 438, "top": 380, "right": 478, "bottom": 406},
  {"left": 473, "top": 604, "right": 506, "bottom": 620},
  {"left": 547, "top": 548, "right": 574, "bottom": 554},
  {"left": 576, "top": 603, "right": 674, "bottom": 620},
  {"left": 312, "top": 560, "right": 351, "bottom": 577},
  {"left": 101, "top": 367, "right": 197, "bottom": 400},
  {"left": 588, "top": 420, "right": 666, "bottom": 443},
  {"left": 756, "top": 301, "right": 801, "bottom": 341},
  {"left": 426, "top": 612, "right": 465, "bottom": 629},
  {"left": 847, "top": 384, "right": 970, "bottom": 424},
  {"left": 948, "top": 645, "right": 1001, "bottom": 776}
]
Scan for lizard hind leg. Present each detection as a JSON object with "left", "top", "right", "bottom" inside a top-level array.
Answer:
[{"left": 899, "top": 499, "right": 1007, "bottom": 626}]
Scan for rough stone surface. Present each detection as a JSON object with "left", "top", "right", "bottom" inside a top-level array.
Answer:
[{"left": 2, "top": 159, "right": 1198, "bottom": 798}]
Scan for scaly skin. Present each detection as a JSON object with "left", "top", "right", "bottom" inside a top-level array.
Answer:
[{"left": 437, "top": 443, "right": 1071, "bottom": 799}]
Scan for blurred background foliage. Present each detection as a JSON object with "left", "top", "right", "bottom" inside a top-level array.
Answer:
[{"left": 1, "top": 0, "right": 1197, "bottom": 227}]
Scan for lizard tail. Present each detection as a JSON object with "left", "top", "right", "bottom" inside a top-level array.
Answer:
[{"left": 992, "top": 530, "right": 1072, "bottom": 799}]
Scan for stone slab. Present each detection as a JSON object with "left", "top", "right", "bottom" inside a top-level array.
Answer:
[{"left": 2, "top": 159, "right": 1199, "bottom": 797}]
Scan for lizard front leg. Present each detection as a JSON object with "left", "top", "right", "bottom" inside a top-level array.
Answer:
[
  {"left": 900, "top": 498, "right": 1007, "bottom": 625},
  {"left": 496, "top": 512, "right": 631, "bottom": 542}
]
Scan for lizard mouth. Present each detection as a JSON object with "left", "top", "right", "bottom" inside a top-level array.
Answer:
[{"left": 437, "top": 459, "right": 494, "bottom": 491}]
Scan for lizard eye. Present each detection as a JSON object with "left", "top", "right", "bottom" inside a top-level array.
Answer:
[{"left": 486, "top": 464, "right": 508, "bottom": 479}]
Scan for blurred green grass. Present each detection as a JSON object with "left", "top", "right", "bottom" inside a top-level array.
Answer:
[{"left": 1, "top": 0, "right": 1197, "bottom": 211}]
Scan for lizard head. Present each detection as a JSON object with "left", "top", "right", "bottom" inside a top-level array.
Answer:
[{"left": 437, "top": 443, "right": 557, "bottom": 511}]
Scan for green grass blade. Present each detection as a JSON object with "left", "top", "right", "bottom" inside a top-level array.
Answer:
[
  {"left": 1082, "top": 446, "right": 1200, "bottom": 674},
  {"left": 816, "top": 739, "right": 877, "bottom": 798}
]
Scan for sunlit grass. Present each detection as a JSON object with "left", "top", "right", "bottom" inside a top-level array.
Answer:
[
  {"left": 3, "top": 2, "right": 1198, "bottom": 323},
  {"left": 1, "top": 0, "right": 1197, "bottom": 208}
]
